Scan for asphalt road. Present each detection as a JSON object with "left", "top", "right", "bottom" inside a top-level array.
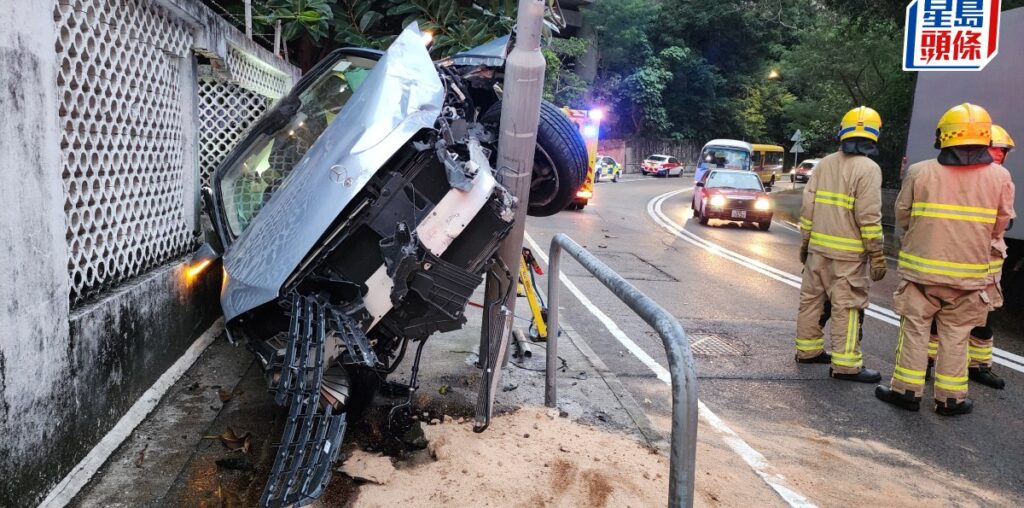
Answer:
[{"left": 524, "top": 174, "right": 1024, "bottom": 504}]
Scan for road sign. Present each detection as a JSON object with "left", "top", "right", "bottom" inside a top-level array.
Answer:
[
  {"left": 790, "top": 129, "right": 804, "bottom": 142},
  {"left": 790, "top": 141, "right": 804, "bottom": 153}
]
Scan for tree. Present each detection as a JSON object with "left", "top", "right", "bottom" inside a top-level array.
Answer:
[
  {"left": 242, "top": 0, "right": 516, "bottom": 70},
  {"left": 779, "top": 14, "right": 913, "bottom": 183},
  {"left": 543, "top": 37, "right": 590, "bottom": 107}
]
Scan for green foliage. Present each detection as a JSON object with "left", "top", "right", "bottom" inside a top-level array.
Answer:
[
  {"left": 543, "top": 37, "right": 590, "bottom": 107},
  {"left": 575, "top": 0, "right": 915, "bottom": 183},
  {"left": 251, "top": 0, "right": 515, "bottom": 66},
  {"left": 257, "top": 0, "right": 334, "bottom": 42},
  {"left": 779, "top": 14, "right": 913, "bottom": 180}
]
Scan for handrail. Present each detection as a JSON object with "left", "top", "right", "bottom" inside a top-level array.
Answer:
[{"left": 545, "top": 233, "right": 698, "bottom": 508}]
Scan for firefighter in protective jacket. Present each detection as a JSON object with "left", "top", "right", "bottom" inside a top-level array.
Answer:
[
  {"left": 926, "top": 124, "right": 1014, "bottom": 390},
  {"left": 794, "top": 106, "right": 886, "bottom": 383},
  {"left": 876, "top": 104, "right": 1014, "bottom": 416}
]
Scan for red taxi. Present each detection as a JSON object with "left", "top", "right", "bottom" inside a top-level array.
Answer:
[
  {"left": 693, "top": 169, "right": 773, "bottom": 230},
  {"left": 641, "top": 154, "right": 683, "bottom": 177}
]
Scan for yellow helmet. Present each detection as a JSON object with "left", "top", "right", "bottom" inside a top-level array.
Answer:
[
  {"left": 839, "top": 106, "right": 882, "bottom": 142},
  {"left": 936, "top": 103, "right": 992, "bottom": 148},
  {"left": 991, "top": 124, "right": 1015, "bottom": 150}
]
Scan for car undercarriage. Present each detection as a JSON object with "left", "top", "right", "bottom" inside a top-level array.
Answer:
[{"left": 200, "top": 25, "right": 584, "bottom": 506}]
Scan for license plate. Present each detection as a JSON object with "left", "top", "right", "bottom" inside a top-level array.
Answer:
[{"left": 731, "top": 210, "right": 746, "bottom": 219}]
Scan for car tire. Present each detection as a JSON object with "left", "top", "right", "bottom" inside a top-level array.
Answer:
[
  {"left": 790, "top": 174, "right": 795, "bottom": 183},
  {"left": 482, "top": 100, "right": 588, "bottom": 217},
  {"left": 759, "top": 220, "right": 771, "bottom": 231}
]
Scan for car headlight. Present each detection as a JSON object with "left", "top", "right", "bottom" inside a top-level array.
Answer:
[
  {"left": 709, "top": 195, "right": 726, "bottom": 207},
  {"left": 755, "top": 198, "right": 771, "bottom": 210}
]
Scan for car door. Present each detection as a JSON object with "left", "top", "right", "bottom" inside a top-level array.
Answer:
[{"left": 669, "top": 157, "right": 681, "bottom": 176}]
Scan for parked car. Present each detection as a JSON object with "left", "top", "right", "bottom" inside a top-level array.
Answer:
[
  {"left": 642, "top": 154, "right": 683, "bottom": 177},
  {"left": 594, "top": 155, "right": 622, "bottom": 182},
  {"left": 693, "top": 169, "right": 773, "bottom": 230},
  {"left": 790, "top": 158, "right": 820, "bottom": 183}
]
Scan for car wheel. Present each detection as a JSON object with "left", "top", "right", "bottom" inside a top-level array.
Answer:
[
  {"left": 790, "top": 174, "right": 795, "bottom": 183},
  {"left": 482, "top": 100, "right": 587, "bottom": 217},
  {"left": 758, "top": 220, "right": 771, "bottom": 231}
]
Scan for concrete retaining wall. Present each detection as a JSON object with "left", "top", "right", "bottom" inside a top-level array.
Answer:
[{"left": 0, "top": 1, "right": 297, "bottom": 504}]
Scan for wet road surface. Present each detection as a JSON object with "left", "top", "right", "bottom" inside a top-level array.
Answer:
[{"left": 525, "top": 174, "right": 1024, "bottom": 504}]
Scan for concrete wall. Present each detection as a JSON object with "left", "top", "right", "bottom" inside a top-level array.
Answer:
[
  {"left": 0, "top": 1, "right": 297, "bottom": 505},
  {"left": 599, "top": 137, "right": 700, "bottom": 173}
]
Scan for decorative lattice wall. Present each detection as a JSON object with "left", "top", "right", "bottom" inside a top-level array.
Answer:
[
  {"left": 55, "top": 0, "right": 195, "bottom": 305},
  {"left": 226, "top": 47, "right": 292, "bottom": 99},
  {"left": 197, "top": 77, "right": 272, "bottom": 187}
]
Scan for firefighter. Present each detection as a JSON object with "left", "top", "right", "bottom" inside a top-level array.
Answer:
[
  {"left": 794, "top": 106, "right": 886, "bottom": 383},
  {"left": 876, "top": 104, "right": 1014, "bottom": 415},
  {"left": 925, "top": 124, "right": 1014, "bottom": 389}
]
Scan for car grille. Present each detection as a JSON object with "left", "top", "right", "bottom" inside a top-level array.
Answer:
[{"left": 723, "top": 198, "right": 756, "bottom": 210}]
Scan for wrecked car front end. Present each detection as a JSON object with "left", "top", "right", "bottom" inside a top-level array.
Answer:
[{"left": 206, "top": 25, "right": 516, "bottom": 506}]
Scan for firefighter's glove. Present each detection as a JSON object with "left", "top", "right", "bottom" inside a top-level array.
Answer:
[
  {"left": 799, "top": 240, "right": 809, "bottom": 265},
  {"left": 869, "top": 250, "right": 887, "bottom": 281}
]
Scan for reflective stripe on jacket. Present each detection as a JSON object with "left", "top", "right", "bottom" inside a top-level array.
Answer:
[
  {"left": 895, "top": 159, "right": 1015, "bottom": 290},
  {"left": 800, "top": 151, "right": 884, "bottom": 261}
]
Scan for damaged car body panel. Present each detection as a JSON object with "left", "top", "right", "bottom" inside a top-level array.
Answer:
[
  {"left": 203, "top": 23, "right": 585, "bottom": 508},
  {"left": 217, "top": 28, "right": 444, "bottom": 322}
]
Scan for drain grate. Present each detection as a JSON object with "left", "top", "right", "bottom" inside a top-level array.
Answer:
[{"left": 688, "top": 333, "right": 742, "bottom": 356}]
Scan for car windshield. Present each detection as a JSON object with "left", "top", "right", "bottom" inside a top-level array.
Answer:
[
  {"left": 706, "top": 172, "right": 762, "bottom": 190},
  {"left": 800, "top": 162, "right": 815, "bottom": 169},
  {"left": 648, "top": 155, "right": 668, "bottom": 162},
  {"left": 701, "top": 147, "right": 749, "bottom": 169},
  {"left": 217, "top": 55, "right": 377, "bottom": 237}
]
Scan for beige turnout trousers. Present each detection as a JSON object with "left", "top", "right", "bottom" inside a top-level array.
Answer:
[
  {"left": 928, "top": 281, "right": 1002, "bottom": 368},
  {"left": 892, "top": 281, "right": 989, "bottom": 402},
  {"left": 796, "top": 253, "right": 869, "bottom": 374}
]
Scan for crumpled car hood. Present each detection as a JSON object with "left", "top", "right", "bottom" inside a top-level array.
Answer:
[{"left": 220, "top": 25, "right": 444, "bottom": 322}]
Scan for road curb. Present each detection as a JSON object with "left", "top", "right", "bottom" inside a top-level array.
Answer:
[{"left": 556, "top": 317, "right": 671, "bottom": 453}]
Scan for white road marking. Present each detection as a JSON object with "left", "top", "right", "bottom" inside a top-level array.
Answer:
[
  {"left": 524, "top": 232, "right": 817, "bottom": 508},
  {"left": 648, "top": 188, "right": 1024, "bottom": 373},
  {"left": 39, "top": 320, "right": 226, "bottom": 508}
]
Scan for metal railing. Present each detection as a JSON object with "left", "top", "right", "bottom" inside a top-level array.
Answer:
[{"left": 544, "top": 233, "right": 698, "bottom": 508}]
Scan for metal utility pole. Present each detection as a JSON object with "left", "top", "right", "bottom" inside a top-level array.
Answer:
[
  {"left": 475, "top": 0, "right": 547, "bottom": 431},
  {"left": 243, "top": 0, "right": 253, "bottom": 39}
]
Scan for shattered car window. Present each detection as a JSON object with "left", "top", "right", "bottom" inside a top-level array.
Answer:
[{"left": 219, "top": 57, "right": 376, "bottom": 236}]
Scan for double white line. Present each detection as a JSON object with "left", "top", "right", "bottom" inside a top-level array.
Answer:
[{"left": 648, "top": 188, "right": 1024, "bottom": 374}]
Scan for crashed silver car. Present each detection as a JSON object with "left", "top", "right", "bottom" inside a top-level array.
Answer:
[{"left": 199, "top": 25, "right": 587, "bottom": 507}]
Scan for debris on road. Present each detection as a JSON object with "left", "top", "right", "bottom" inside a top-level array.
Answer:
[
  {"left": 351, "top": 407, "right": 668, "bottom": 507},
  {"left": 204, "top": 427, "right": 252, "bottom": 453},
  {"left": 133, "top": 445, "right": 147, "bottom": 468},
  {"left": 339, "top": 450, "right": 396, "bottom": 485}
]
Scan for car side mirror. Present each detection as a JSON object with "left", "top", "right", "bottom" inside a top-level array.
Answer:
[{"left": 695, "top": 182, "right": 704, "bottom": 187}]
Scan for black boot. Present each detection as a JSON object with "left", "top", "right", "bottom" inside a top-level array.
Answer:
[
  {"left": 935, "top": 397, "right": 973, "bottom": 416},
  {"left": 875, "top": 385, "right": 921, "bottom": 411},
  {"left": 969, "top": 365, "right": 1006, "bottom": 389},
  {"left": 830, "top": 367, "right": 881, "bottom": 383},
  {"left": 796, "top": 351, "right": 831, "bottom": 364}
]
